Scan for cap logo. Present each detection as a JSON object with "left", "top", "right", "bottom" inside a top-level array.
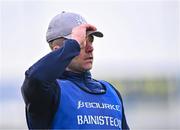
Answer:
[{"left": 75, "top": 16, "right": 85, "bottom": 25}]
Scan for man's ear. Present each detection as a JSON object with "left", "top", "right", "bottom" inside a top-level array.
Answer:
[{"left": 52, "top": 45, "right": 60, "bottom": 51}]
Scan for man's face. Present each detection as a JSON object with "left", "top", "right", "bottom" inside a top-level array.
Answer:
[{"left": 67, "top": 35, "right": 94, "bottom": 73}]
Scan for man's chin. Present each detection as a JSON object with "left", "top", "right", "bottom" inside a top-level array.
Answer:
[{"left": 84, "top": 64, "right": 93, "bottom": 71}]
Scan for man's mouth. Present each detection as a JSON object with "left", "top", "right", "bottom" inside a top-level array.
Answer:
[
  {"left": 85, "top": 57, "right": 93, "bottom": 60},
  {"left": 84, "top": 57, "right": 93, "bottom": 62}
]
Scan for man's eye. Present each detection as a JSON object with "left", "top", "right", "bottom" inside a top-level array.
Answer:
[{"left": 88, "top": 35, "right": 94, "bottom": 43}]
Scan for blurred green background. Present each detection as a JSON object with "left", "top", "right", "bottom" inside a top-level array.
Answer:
[{"left": 109, "top": 76, "right": 180, "bottom": 129}]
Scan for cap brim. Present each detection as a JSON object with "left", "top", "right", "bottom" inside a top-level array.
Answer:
[{"left": 87, "top": 30, "right": 103, "bottom": 37}]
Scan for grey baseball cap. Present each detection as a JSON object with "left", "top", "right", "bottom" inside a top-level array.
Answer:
[{"left": 46, "top": 11, "right": 103, "bottom": 43}]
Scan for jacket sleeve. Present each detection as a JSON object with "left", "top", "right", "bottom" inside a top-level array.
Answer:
[
  {"left": 113, "top": 88, "right": 130, "bottom": 130},
  {"left": 102, "top": 81, "right": 130, "bottom": 130},
  {"left": 21, "top": 39, "right": 80, "bottom": 128},
  {"left": 98, "top": 80, "right": 130, "bottom": 129}
]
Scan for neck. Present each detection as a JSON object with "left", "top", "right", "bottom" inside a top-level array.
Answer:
[
  {"left": 66, "top": 67, "right": 85, "bottom": 74},
  {"left": 63, "top": 69, "right": 92, "bottom": 81}
]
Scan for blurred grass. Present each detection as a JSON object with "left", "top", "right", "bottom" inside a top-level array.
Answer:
[{"left": 108, "top": 77, "right": 179, "bottom": 104}]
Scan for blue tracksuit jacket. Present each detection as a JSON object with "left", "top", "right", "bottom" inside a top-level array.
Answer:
[{"left": 21, "top": 39, "right": 129, "bottom": 129}]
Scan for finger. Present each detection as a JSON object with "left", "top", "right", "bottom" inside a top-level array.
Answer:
[{"left": 81, "top": 24, "right": 97, "bottom": 31}]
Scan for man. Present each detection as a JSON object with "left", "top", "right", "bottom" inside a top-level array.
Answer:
[{"left": 21, "top": 11, "right": 129, "bottom": 129}]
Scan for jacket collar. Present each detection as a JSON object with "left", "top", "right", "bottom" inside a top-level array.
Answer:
[
  {"left": 60, "top": 70, "right": 92, "bottom": 81},
  {"left": 59, "top": 70, "right": 106, "bottom": 94}
]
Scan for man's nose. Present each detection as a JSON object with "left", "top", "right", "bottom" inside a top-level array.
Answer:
[{"left": 85, "top": 44, "right": 94, "bottom": 53}]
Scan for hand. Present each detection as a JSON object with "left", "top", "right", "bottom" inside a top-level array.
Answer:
[{"left": 71, "top": 24, "right": 97, "bottom": 48}]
